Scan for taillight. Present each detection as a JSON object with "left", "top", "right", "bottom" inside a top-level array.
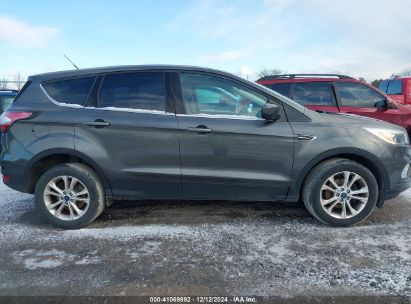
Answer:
[{"left": 0, "top": 111, "right": 32, "bottom": 133}]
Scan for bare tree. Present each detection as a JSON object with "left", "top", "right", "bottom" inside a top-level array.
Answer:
[
  {"left": 257, "top": 68, "right": 287, "bottom": 78},
  {"left": 0, "top": 77, "right": 8, "bottom": 90},
  {"left": 13, "top": 72, "right": 25, "bottom": 90},
  {"left": 399, "top": 68, "right": 411, "bottom": 76}
]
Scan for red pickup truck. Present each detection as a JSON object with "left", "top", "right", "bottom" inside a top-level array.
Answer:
[{"left": 379, "top": 76, "right": 411, "bottom": 104}]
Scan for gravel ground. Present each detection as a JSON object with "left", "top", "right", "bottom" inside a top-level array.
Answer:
[{"left": 0, "top": 180, "right": 410, "bottom": 300}]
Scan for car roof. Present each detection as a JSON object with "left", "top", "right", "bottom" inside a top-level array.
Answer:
[
  {"left": 27, "top": 64, "right": 309, "bottom": 114},
  {"left": 381, "top": 76, "right": 411, "bottom": 81},
  {"left": 28, "top": 65, "right": 242, "bottom": 82}
]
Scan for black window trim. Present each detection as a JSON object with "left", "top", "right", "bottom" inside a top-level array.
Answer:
[{"left": 175, "top": 70, "right": 287, "bottom": 121}]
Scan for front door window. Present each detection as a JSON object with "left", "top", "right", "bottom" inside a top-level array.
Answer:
[{"left": 180, "top": 73, "right": 270, "bottom": 118}]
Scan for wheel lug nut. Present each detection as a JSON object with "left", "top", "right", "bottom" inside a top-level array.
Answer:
[{"left": 336, "top": 193, "right": 340, "bottom": 197}]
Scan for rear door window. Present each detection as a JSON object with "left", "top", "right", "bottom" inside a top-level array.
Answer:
[
  {"left": 98, "top": 72, "right": 165, "bottom": 111},
  {"left": 335, "top": 82, "right": 386, "bottom": 107},
  {"left": 266, "top": 83, "right": 292, "bottom": 98},
  {"left": 42, "top": 76, "right": 95, "bottom": 106},
  {"left": 386, "top": 80, "right": 403, "bottom": 95},
  {"left": 292, "top": 82, "right": 335, "bottom": 106}
]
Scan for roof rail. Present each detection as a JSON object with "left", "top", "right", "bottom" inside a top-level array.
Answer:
[{"left": 258, "top": 74, "right": 355, "bottom": 81}]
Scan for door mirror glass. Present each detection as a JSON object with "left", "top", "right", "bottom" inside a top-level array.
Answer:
[
  {"left": 262, "top": 103, "right": 280, "bottom": 121},
  {"left": 374, "top": 99, "right": 387, "bottom": 108}
]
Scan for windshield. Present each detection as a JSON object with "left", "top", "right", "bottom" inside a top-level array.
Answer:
[{"left": 1, "top": 96, "right": 15, "bottom": 111}]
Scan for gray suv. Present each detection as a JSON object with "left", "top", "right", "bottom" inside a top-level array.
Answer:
[{"left": 1, "top": 65, "right": 410, "bottom": 228}]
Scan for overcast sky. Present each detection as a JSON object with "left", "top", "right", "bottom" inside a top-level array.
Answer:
[{"left": 0, "top": 0, "right": 410, "bottom": 81}]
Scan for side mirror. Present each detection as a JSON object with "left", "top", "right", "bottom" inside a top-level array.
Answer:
[
  {"left": 262, "top": 103, "right": 280, "bottom": 121},
  {"left": 374, "top": 100, "right": 386, "bottom": 108}
]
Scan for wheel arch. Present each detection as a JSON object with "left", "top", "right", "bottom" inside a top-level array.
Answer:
[
  {"left": 26, "top": 148, "right": 113, "bottom": 196},
  {"left": 292, "top": 148, "right": 389, "bottom": 207}
]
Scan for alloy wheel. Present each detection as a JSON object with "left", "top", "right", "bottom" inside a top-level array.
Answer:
[
  {"left": 43, "top": 175, "right": 90, "bottom": 221},
  {"left": 320, "top": 171, "right": 369, "bottom": 219}
]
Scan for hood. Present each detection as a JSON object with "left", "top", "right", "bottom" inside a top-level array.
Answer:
[{"left": 306, "top": 109, "right": 404, "bottom": 131}]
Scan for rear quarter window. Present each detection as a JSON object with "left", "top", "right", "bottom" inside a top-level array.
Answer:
[
  {"left": 265, "top": 83, "right": 292, "bottom": 98},
  {"left": 42, "top": 76, "right": 96, "bottom": 106}
]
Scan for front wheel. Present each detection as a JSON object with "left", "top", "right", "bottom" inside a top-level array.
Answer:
[
  {"left": 302, "top": 158, "right": 378, "bottom": 227},
  {"left": 35, "top": 163, "right": 105, "bottom": 229}
]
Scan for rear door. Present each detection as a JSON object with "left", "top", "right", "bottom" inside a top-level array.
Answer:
[
  {"left": 74, "top": 71, "right": 181, "bottom": 199},
  {"left": 291, "top": 82, "right": 339, "bottom": 113},
  {"left": 175, "top": 72, "right": 295, "bottom": 201},
  {"left": 334, "top": 82, "right": 404, "bottom": 126}
]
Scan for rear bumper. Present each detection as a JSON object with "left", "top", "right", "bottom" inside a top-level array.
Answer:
[
  {"left": 0, "top": 133, "right": 32, "bottom": 193},
  {"left": 1, "top": 161, "right": 29, "bottom": 193}
]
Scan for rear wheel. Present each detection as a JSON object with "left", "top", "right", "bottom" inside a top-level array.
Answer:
[
  {"left": 35, "top": 163, "right": 105, "bottom": 229},
  {"left": 302, "top": 158, "right": 378, "bottom": 227}
]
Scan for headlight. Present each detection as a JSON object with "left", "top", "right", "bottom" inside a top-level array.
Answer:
[{"left": 363, "top": 127, "right": 409, "bottom": 145}]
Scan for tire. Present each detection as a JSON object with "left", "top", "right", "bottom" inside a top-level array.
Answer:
[
  {"left": 302, "top": 158, "right": 378, "bottom": 227},
  {"left": 35, "top": 163, "right": 105, "bottom": 229}
]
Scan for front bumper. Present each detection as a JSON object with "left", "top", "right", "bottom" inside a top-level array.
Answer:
[
  {"left": 384, "top": 175, "right": 411, "bottom": 200},
  {"left": 383, "top": 145, "right": 411, "bottom": 200}
]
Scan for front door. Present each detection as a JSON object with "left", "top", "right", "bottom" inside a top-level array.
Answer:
[
  {"left": 334, "top": 82, "right": 404, "bottom": 127},
  {"left": 175, "top": 72, "right": 295, "bottom": 201}
]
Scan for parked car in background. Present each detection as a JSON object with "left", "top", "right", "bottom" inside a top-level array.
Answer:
[
  {"left": 1, "top": 66, "right": 410, "bottom": 228},
  {"left": 257, "top": 74, "right": 411, "bottom": 138},
  {"left": 0, "top": 90, "right": 18, "bottom": 153},
  {"left": 379, "top": 76, "right": 411, "bottom": 104},
  {"left": 0, "top": 90, "right": 18, "bottom": 114}
]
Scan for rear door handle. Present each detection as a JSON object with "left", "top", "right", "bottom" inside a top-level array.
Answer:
[
  {"left": 83, "top": 120, "right": 110, "bottom": 128},
  {"left": 187, "top": 125, "right": 213, "bottom": 134}
]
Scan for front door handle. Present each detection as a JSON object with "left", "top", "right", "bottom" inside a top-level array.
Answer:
[
  {"left": 187, "top": 125, "right": 213, "bottom": 134},
  {"left": 83, "top": 120, "right": 110, "bottom": 128}
]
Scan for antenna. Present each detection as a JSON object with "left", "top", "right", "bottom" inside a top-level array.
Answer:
[{"left": 63, "top": 54, "right": 79, "bottom": 70}]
